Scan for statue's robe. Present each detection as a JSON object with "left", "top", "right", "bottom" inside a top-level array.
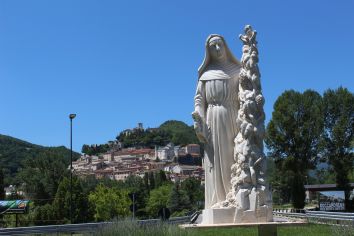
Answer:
[{"left": 195, "top": 64, "right": 240, "bottom": 208}]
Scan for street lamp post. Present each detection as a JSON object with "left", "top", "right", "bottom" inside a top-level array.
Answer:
[{"left": 69, "top": 114, "right": 76, "bottom": 224}]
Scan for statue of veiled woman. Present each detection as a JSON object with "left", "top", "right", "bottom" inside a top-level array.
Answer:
[{"left": 193, "top": 34, "right": 241, "bottom": 209}]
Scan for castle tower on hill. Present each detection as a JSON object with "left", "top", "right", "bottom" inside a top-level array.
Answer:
[{"left": 138, "top": 123, "right": 143, "bottom": 130}]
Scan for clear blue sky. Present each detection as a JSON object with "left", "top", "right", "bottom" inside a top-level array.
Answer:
[{"left": 1, "top": 0, "right": 353, "bottom": 152}]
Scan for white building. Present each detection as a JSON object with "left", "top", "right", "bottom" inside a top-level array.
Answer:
[
  {"left": 156, "top": 143, "right": 175, "bottom": 160},
  {"left": 114, "top": 170, "right": 131, "bottom": 181},
  {"left": 171, "top": 165, "right": 200, "bottom": 175},
  {"left": 174, "top": 146, "right": 186, "bottom": 157}
]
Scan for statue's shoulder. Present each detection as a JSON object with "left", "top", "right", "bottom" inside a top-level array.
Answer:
[
  {"left": 199, "top": 69, "right": 226, "bottom": 81},
  {"left": 199, "top": 63, "right": 240, "bottom": 81},
  {"left": 199, "top": 70, "right": 215, "bottom": 81}
]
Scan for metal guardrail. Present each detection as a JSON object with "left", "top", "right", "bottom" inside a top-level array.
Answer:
[
  {"left": 0, "top": 222, "right": 103, "bottom": 235},
  {"left": 273, "top": 210, "right": 354, "bottom": 224},
  {"left": 1, "top": 212, "right": 353, "bottom": 235},
  {"left": 0, "top": 216, "right": 191, "bottom": 235}
]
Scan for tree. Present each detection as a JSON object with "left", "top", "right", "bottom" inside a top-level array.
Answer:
[
  {"left": 88, "top": 185, "right": 130, "bottom": 221},
  {"left": 52, "top": 177, "right": 92, "bottom": 224},
  {"left": 143, "top": 172, "right": 150, "bottom": 193},
  {"left": 0, "top": 168, "right": 5, "bottom": 227},
  {"left": 269, "top": 167, "right": 292, "bottom": 205},
  {"left": 124, "top": 175, "right": 148, "bottom": 217},
  {"left": 181, "top": 177, "right": 203, "bottom": 208},
  {"left": 291, "top": 175, "right": 306, "bottom": 209},
  {"left": 33, "top": 204, "right": 56, "bottom": 226},
  {"left": 81, "top": 145, "right": 90, "bottom": 155},
  {"left": 155, "top": 170, "right": 168, "bottom": 188},
  {"left": 322, "top": 87, "right": 354, "bottom": 209},
  {"left": 80, "top": 175, "right": 100, "bottom": 195},
  {"left": 314, "top": 168, "right": 336, "bottom": 184},
  {"left": 116, "top": 120, "right": 200, "bottom": 148},
  {"left": 265, "top": 90, "right": 324, "bottom": 208},
  {"left": 0, "top": 168, "right": 5, "bottom": 200},
  {"left": 168, "top": 181, "right": 191, "bottom": 214},
  {"left": 81, "top": 144, "right": 110, "bottom": 156},
  {"left": 148, "top": 172, "right": 155, "bottom": 190},
  {"left": 0, "top": 134, "right": 79, "bottom": 186},
  {"left": 98, "top": 178, "right": 125, "bottom": 189},
  {"left": 116, "top": 129, "right": 170, "bottom": 148},
  {"left": 124, "top": 175, "right": 144, "bottom": 191},
  {"left": 159, "top": 120, "right": 199, "bottom": 146},
  {"left": 17, "top": 150, "right": 69, "bottom": 205},
  {"left": 146, "top": 184, "right": 172, "bottom": 217}
]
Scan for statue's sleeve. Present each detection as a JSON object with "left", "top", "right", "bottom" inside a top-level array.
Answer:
[
  {"left": 193, "top": 80, "right": 209, "bottom": 144},
  {"left": 194, "top": 80, "right": 206, "bottom": 119}
]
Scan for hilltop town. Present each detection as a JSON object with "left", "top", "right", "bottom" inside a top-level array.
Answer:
[{"left": 72, "top": 122, "right": 204, "bottom": 183}]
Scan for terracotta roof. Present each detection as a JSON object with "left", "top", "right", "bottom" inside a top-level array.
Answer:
[
  {"left": 115, "top": 148, "right": 154, "bottom": 156},
  {"left": 94, "top": 169, "right": 113, "bottom": 174}
]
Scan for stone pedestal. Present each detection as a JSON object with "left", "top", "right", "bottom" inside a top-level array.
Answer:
[
  {"left": 201, "top": 206, "right": 273, "bottom": 224},
  {"left": 201, "top": 208, "right": 236, "bottom": 224},
  {"left": 234, "top": 206, "right": 273, "bottom": 223}
]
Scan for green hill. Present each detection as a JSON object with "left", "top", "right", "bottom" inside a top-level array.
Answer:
[
  {"left": 159, "top": 120, "right": 199, "bottom": 146},
  {"left": 115, "top": 120, "right": 200, "bottom": 149},
  {"left": 0, "top": 134, "right": 80, "bottom": 185}
]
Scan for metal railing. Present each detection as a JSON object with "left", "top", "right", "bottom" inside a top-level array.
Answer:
[
  {"left": 273, "top": 210, "right": 354, "bottom": 225},
  {"left": 0, "top": 216, "right": 191, "bottom": 235},
  {"left": 1, "top": 211, "right": 353, "bottom": 235}
]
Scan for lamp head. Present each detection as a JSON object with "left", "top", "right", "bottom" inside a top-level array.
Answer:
[{"left": 69, "top": 114, "right": 76, "bottom": 119}]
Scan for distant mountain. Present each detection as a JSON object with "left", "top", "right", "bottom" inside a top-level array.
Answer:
[{"left": 0, "top": 134, "right": 80, "bottom": 184}]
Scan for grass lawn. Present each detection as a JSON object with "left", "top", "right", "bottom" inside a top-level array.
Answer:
[
  {"left": 192, "top": 224, "right": 333, "bottom": 236},
  {"left": 92, "top": 221, "right": 354, "bottom": 236},
  {"left": 44, "top": 223, "right": 353, "bottom": 235}
]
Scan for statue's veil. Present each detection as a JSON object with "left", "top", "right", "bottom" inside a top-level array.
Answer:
[{"left": 198, "top": 34, "right": 241, "bottom": 79}]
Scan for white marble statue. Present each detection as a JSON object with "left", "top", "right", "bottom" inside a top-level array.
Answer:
[
  {"left": 192, "top": 34, "right": 241, "bottom": 209},
  {"left": 193, "top": 26, "right": 272, "bottom": 224}
]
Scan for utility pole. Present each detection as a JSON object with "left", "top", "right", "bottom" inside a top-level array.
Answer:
[{"left": 69, "top": 114, "right": 76, "bottom": 224}]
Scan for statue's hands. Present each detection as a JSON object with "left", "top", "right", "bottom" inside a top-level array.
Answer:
[
  {"left": 192, "top": 111, "right": 202, "bottom": 123},
  {"left": 192, "top": 111, "right": 208, "bottom": 143}
]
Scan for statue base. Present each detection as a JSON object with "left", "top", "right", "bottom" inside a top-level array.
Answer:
[
  {"left": 234, "top": 205, "right": 273, "bottom": 223},
  {"left": 201, "top": 208, "right": 236, "bottom": 224},
  {"left": 201, "top": 206, "right": 273, "bottom": 224}
]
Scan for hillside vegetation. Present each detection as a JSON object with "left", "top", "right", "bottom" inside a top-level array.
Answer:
[
  {"left": 0, "top": 134, "right": 80, "bottom": 185},
  {"left": 159, "top": 120, "right": 199, "bottom": 146},
  {"left": 116, "top": 120, "right": 199, "bottom": 149}
]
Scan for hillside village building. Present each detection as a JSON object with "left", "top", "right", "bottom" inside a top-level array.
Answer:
[
  {"left": 185, "top": 144, "right": 200, "bottom": 155},
  {"left": 72, "top": 143, "right": 203, "bottom": 183},
  {"left": 156, "top": 143, "right": 175, "bottom": 160},
  {"left": 156, "top": 143, "right": 201, "bottom": 161}
]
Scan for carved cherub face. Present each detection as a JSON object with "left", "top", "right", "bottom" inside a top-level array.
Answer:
[{"left": 208, "top": 37, "right": 226, "bottom": 61}]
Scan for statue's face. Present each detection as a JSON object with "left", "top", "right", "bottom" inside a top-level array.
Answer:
[{"left": 208, "top": 37, "right": 226, "bottom": 61}]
